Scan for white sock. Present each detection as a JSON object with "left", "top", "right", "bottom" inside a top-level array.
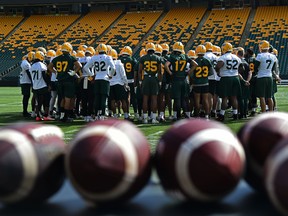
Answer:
[{"left": 220, "top": 110, "right": 225, "bottom": 115}]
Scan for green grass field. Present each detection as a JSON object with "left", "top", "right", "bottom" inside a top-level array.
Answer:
[{"left": 1, "top": 86, "right": 288, "bottom": 153}]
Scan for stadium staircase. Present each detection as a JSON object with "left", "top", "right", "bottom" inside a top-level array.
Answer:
[
  {"left": 238, "top": 8, "right": 256, "bottom": 47},
  {"left": 185, "top": 9, "right": 210, "bottom": 52},
  {"left": 133, "top": 11, "right": 167, "bottom": 58},
  {"left": 91, "top": 10, "right": 126, "bottom": 48}
]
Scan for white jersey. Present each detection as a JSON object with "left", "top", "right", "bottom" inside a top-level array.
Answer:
[
  {"left": 83, "top": 54, "right": 115, "bottom": 81},
  {"left": 19, "top": 60, "right": 31, "bottom": 84},
  {"left": 110, "top": 60, "right": 128, "bottom": 86},
  {"left": 218, "top": 53, "right": 242, "bottom": 77},
  {"left": 214, "top": 55, "right": 221, "bottom": 81},
  {"left": 30, "top": 61, "right": 48, "bottom": 90},
  {"left": 49, "top": 57, "right": 57, "bottom": 82},
  {"left": 256, "top": 52, "right": 277, "bottom": 78},
  {"left": 79, "top": 56, "right": 92, "bottom": 77},
  {"left": 204, "top": 51, "right": 218, "bottom": 80}
]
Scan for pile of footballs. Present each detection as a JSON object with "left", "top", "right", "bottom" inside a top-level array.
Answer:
[{"left": 0, "top": 112, "right": 288, "bottom": 215}]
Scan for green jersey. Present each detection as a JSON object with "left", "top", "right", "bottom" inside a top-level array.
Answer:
[
  {"left": 139, "top": 54, "right": 162, "bottom": 76},
  {"left": 119, "top": 55, "right": 138, "bottom": 81},
  {"left": 191, "top": 56, "right": 213, "bottom": 86},
  {"left": 167, "top": 53, "right": 190, "bottom": 80},
  {"left": 52, "top": 54, "right": 77, "bottom": 81}
]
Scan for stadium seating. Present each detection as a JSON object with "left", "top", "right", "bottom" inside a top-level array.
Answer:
[
  {"left": 245, "top": 6, "right": 288, "bottom": 77},
  {"left": 145, "top": 7, "right": 206, "bottom": 48},
  {"left": 192, "top": 7, "right": 250, "bottom": 49},
  {"left": 97, "top": 11, "right": 162, "bottom": 53},
  {"left": 0, "top": 14, "right": 79, "bottom": 75},
  {"left": 0, "top": 16, "right": 23, "bottom": 41},
  {"left": 48, "top": 10, "right": 122, "bottom": 50}
]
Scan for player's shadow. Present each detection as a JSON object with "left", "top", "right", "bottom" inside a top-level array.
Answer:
[
  {"left": 0, "top": 202, "right": 68, "bottom": 216},
  {"left": 75, "top": 202, "right": 151, "bottom": 216}
]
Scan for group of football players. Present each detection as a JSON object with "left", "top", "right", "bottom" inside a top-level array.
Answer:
[{"left": 19, "top": 39, "right": 280, "bottom": 124}]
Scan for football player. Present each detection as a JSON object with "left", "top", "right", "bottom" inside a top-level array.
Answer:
[
  {"left": 138, "top": 42, "right": 162, "bottom": 124},
  {"left": 20, "top": 51, "right": 35, "bottom": 117},
  {"left": 244, "top": 48, "right": 257, "bottom": 116},
  {"left": 48, "top": 42, "right": 82, "bottom": 122},
  {"left": 83, "top": 43, "right": 115, "bottom": 120},
  {"left": 190, "top": 45, "right": 213, "bottom": 119},
  {"left": 118, "top": 46, "right": 138, "bottom": 119},
  {"left": 30, "top": 51, "right": 52, "bottom": 121},
  {"left": 165, "top": 42, "right": 198, "bottom": 121},
  {"left": 215, "top": 42, "right": 242, "bottom": 121},
  {"left": 79, "top": 46, "right": 95, "bottom": 122},
  {"left": 254, "top": 40, "right": 279, "bottom": 113},
  {"left": 154, "top": 44, "right": 166, "bottom": 122},
  {"left": 204, "top": 42, "right": 219, "bottom": 118},
  {"left": 161, "top": 43, "right": 173, "bottom": 120},
  {"left": 237, "top": 47, "right": 251, "bottom": 119},
  {"left": 109, "top": 49, "right": 131, "bottom": 120}
]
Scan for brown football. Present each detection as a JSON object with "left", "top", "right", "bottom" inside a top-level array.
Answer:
[
  {"left": 238, "top": 112, "right": 288, "bottom": 192},
  {"left": 265, "top": 137, "right": 288, "bottom": 215},
  {"left": 65, "top": 119, "right": 151, "bottom": 205},
  {"left": 0, "top": 122, "right": 66, "bottom": 204},
  {"left": 155, "top": 118, "right": 245, "bottom": 202}
]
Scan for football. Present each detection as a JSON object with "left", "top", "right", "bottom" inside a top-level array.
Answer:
[
  {"left": 0, "top": 122, "right": 66, "bottom": 204},
  {"left": 155, "top": 118, "right": 245, "bottom": 202},
  {"left": 265, "top": 137, "right": 288, "bottom": 215},
  {"left": 237, "top": 112, "right": 288, "bottom": 192},
  {"left": 65, "top": 119, "right": 151, "bottom": 205}
]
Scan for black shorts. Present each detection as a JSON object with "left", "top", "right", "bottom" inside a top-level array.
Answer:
[
  {"left": 193, "top": 85, "right": 209, "bottom": 94},
  {"left": 21, "top": 84, "right": 31, "bottom": 96}
]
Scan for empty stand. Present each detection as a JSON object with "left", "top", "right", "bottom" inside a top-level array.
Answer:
[
  {"left": 192, "top": 7, "right": 250, "bottom": 49},
  {"left": 245, "top": 6, "right": 288, "bottom": 77},
  {"left": 0, "top": 16, "right": 23, "bottom": 41},
  {"left": 144, "top": 7, "right": 206, "bottom": 49},
  {"left": 0, "top": 14, "right": 79, "bottom": 74},
  {"left": 48, "top": 10, "right": 122, "bottom": 50},
  {"left": 2, "top": 14, "right": 79, "bottom": 58},
  {"left": 97, "top": 11, "right": 162, "bottom": 53}
]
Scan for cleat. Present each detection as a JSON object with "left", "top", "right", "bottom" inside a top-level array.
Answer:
[
  {"left": 43, "top": 116, "right": 54, "bottom": 121},
  {"left": 36, "top": 116, "right": 43, "bottom": 121},
  {"left": 216, "top": 114, "right": 225, "bottom": 122},
  {"left": 151, "top": 119, "right": 159, "bottom": 124}
]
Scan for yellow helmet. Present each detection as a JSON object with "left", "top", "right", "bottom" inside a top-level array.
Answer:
[
  {"left": 187, "top": 50, "right": 196, "bottom": 59},
  {"left": 204, "top": 42, "right": 213, "bottom": 51},
  {"left": 155, "top": 44, "right": 163, "bottom": 55},
  {"left": 140, "top": 48, "right": 147, "bottom": 57},
  {"left": 237, "top": 47, "right": 245, "bottom": 52},
  {"left": 96, "top": 43, "right": 108, "bottom": 54},
  {"left": 145, "top": 42, "right": 156, "bottom": 52},
  {"left": 273, "top": 48, "right": 278, "bottom": 56},
  {"left": 106, "top": 45, "right": 112, "bottom": 53},
  {"left": 47, "top": 49, "right": 56, "bottom": 58},
  {"left": 121, "top": 46, "right": 133, "bottom": 56},
  {"left": 34, "top": 51, "right": 45, "bottom": 61},
  {"left": 161, "top": 43, "right": 169, "bottom": 52},
  {"left": 61, "top": 42, "right": 73, "bottom": 53},
  {"left": 78, "top": 44, "right": 87, "bottom": 52},
  {"left": 22, "top": 55, "right": 27, "bottom": 60},
  {"left": 27, "top": 51, "right": 35, "bottom": 62},
  {"left": 56, "top": 49, "right": 63, "bottom": 56},
  {"left": 71, "top": 50, "right": 77, "bottom": 57},
  {"left": 37, "top": 47, "right": 47, "bottom": 55},
  {"left": 76, "top": 50, "right": 85, "bottom": 58},
  {"left": 259, "top": 40, "right": 270, "bottom": 51},
  {"left": 85, "top": 46, "right": 95, "bottom": 55},
  {"left": 172, "top": 42, "right": 184, "bottom": 53},
  {"left": 216, "top": 46, "right": 221, "bottom": 55},
  {"left": 212, "top": 45, "right": 218, "bottom": 54},
  {"left": 110, "top": 49, "right": 118, "bottom": 60},
  {"left": 221, "top": 42, "right": 233, "bottom": 54},
  {"left": 196, "top": 45, "right": 206, "bottom": 55}
]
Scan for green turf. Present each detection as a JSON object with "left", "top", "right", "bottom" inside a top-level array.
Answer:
[{"left": 1, "top": 86, "right": 288, "bottom": 153}]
